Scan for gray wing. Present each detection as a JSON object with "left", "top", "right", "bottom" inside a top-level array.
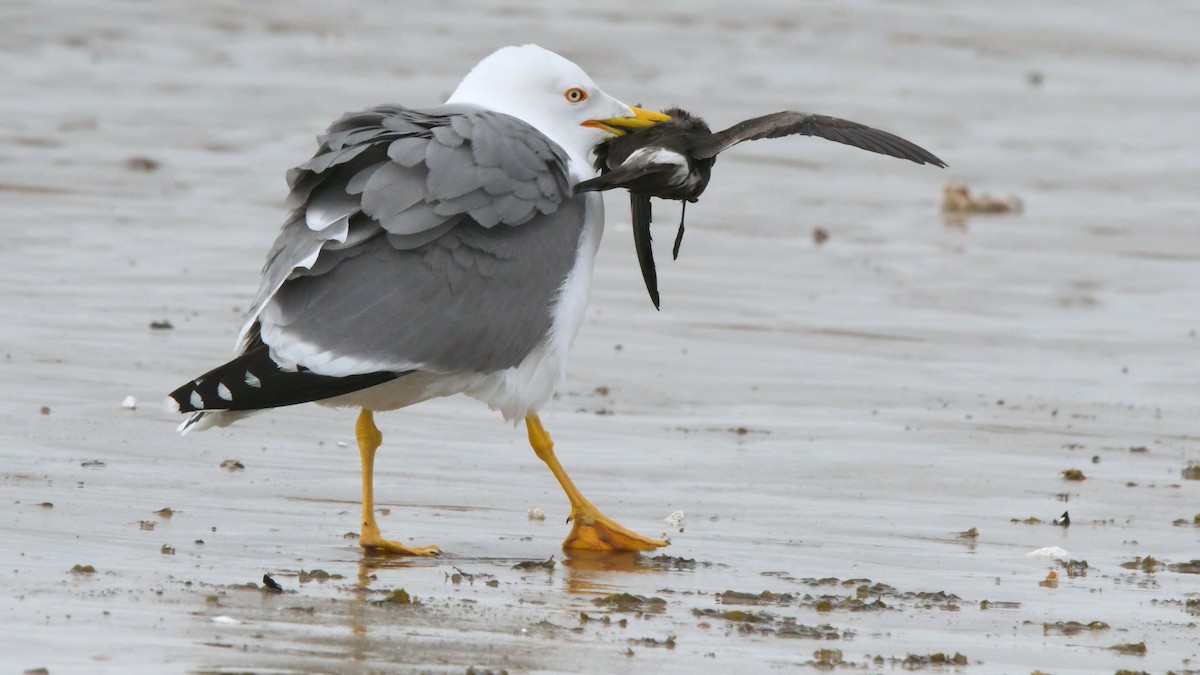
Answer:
[
  {"left": 238, "top": 105, "right": 579, "bottom": 376},
  {"left": 694, "top": 112, "right": 947, "bottom": 167},
  {"left": 260, "top": 201, "right": 586, "bottom": 376}
]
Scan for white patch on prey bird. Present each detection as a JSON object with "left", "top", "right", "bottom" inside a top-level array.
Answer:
[
  {"left": 628, "top": 146, "right": 687, "bottom": 167},
  {"left": 626, "top": 147, "right": 690, "bottom": 185},
  {"left": 243, "top": 371, "right": 260, "bottom": 388},
  {"left": 189, "top": 391, "right": 204, "bottom": 409},
  {"left": 216, "top": 383, "right": 233, "bottom": 401}
]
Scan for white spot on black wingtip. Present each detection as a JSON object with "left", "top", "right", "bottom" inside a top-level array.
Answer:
[
  {"left": 1052, "top": 511, "right": 1070, "bottom": 527},
  {"left": 216, "top": 383, "right": 233, "bottom": 401},
  {"left": 163, "top": 396, "right": 181, "bottom": 414},
  {"left": 244, "top": 371, "right": 261, "bottom": 388},
  {"left": 189, "top": 391, "right": 204, "bottom": 410},
  {"left": 178, "top": 412, "right": 204, "bottom": 435}
]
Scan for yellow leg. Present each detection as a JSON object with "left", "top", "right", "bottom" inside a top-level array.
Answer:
[
  {"left": 525, "top": 413, "right": 667, "bottom": 551},
  {"left": 355, "top": 409, "right": 439, "bottom": 556}
]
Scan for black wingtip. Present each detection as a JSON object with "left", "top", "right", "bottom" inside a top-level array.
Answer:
[{"left": 168, "top": 346, "right": 403, "bottom": 414}]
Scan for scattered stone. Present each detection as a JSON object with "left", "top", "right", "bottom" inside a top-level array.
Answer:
[
  {"left": 220, "top": 459, "right": 245, "bottom": 471},
  {"left": 298, "top": 569, "right": 340, "bottom": 583},
  {"left": 812, "top": 227, "right": 830, "bottom": 245},
  {"left": 138, "top": 520, "right": 156, "bottom": 531},
  {"left": 1061, "top": 559, "right": 1090, "bottom": 578},
  {"left": 155, "top": 507, "right": 174, "bottom": 518},
  {"left": 512, "top": 556, "right": 555, "bottom": 571},
  {"left": 664, "top": 510, "right": 684, "bottom": 532},
  {"left": 1026, "top": 546, "right": 1070, "bottom": 559},
  {"left": 70, "top": 564, "right": 96, "bottom": 574},
  {"left": 382, "top": 588, "right": 416, "bottom": 605},
  {"left": 940, "top": 182, "right": 1022, "bottom": 216},
  {"left": 1120, "top": 556, "right": 1165, "bottom": 573},
  {"left": 629, "top": 635, "right": 676, "bottom": 649},
  {"left": 1061, "top": 469, "right": 1086, "bottom": 481},
  {"left": 716, "top": 590, "right": 796, "bottom": 606},
  {"left": 124, "top": 156, "right": 161, "bottom": 172},
  {"left": 594, "top": 593, "right": 667, "bottom": 613},
  {"left": 1166, "top": 560, "right": 1200, "bottom": 574},
  {"left": 979, "top": 600, "right": 1021, "bottom": 610},
  {"left": 160, "top": 545, "right": 175, "bottom": 555},
  {"left": 39, "top": 406, "right": 51, "bottom": 415},
  {"left": 1183, "top": 464, "right": 1200, "bottom": 480},
  {"left": 1109, "top": 641, "right": 1147, "bottom": 655},
  {"left": 149, "top": 319, "right": 174, "bottom": 330},
  {"left": 647, "top": 554, "right": 706, "bottom": 570},
  {"left": 1043, "top": 620, "right": 1109, "bottom": 636},
  {"left": 956, "top": 527, "right": 979, "bottom": 539},
  {"left": 810, "top": 648, "right": 846, "bottom": 667},
  {"left": 902, "top": 652, "right": 969, "bottom": 668},
  {"left": 1039, "top": 569, "right": 1058, "bottom": 588},
  {"left": 527, "top": 507, "right": 545, "bottom": 521},
  {"left": 80, "top": 460, "right": 105, "bottom": 467}
]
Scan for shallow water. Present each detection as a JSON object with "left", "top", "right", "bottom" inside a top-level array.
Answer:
[{"left": 2, "top": 1, "right": 1198, "bottom": 673}]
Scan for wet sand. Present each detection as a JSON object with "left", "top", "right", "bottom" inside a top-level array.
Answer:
[{"left": 3, "top": 1, "right": 1199, "bottom": 673}]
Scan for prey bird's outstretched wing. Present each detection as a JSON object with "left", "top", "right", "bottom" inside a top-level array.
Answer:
[{"left": 695, "top": 112, "right": 947, "bottom": 167}]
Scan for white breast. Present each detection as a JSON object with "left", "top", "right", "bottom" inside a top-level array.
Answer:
[{"left": 463, "top": 192, "right": 605, "bottom": 420}]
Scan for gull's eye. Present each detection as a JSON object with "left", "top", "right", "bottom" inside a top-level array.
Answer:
[{"left": 564, "top": 87, "right": 587, "bottom": 103}]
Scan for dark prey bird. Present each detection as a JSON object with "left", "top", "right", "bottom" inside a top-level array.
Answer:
[{"left": 575, "top": 107, "right": 947, "bottom": 308}]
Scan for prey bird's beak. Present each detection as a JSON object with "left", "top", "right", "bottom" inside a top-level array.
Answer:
[{"left": 583, "top": 105, "right": 671, "bottom": 136}]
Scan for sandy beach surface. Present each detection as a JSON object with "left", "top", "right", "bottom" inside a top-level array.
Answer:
[{"left": 2, "top": 1, "right": 1198, "bottom": 673}]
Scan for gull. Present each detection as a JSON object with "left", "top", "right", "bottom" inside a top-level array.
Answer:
[{"left": 167, "top": 45, "right": 670, "bottom": 555}]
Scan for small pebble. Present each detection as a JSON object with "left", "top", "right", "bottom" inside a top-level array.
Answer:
[
  {"left": 527, "top": 507, "right": 546, "bottom": 521},
  {"left": 1026, "top": 546, "right": 1070, "bottom": 558},
  {"left": 664, "top": 510, "right": 685, "bottom": 532}
]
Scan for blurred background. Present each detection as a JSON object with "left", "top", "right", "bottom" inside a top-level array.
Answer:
[{"left": 2, "top": 1, "right": 1198, "bottom": 672}]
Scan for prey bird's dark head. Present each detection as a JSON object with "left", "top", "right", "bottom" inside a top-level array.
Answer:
[{"left": 591, "top": 107, "right": 711, "bottom": 174}]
